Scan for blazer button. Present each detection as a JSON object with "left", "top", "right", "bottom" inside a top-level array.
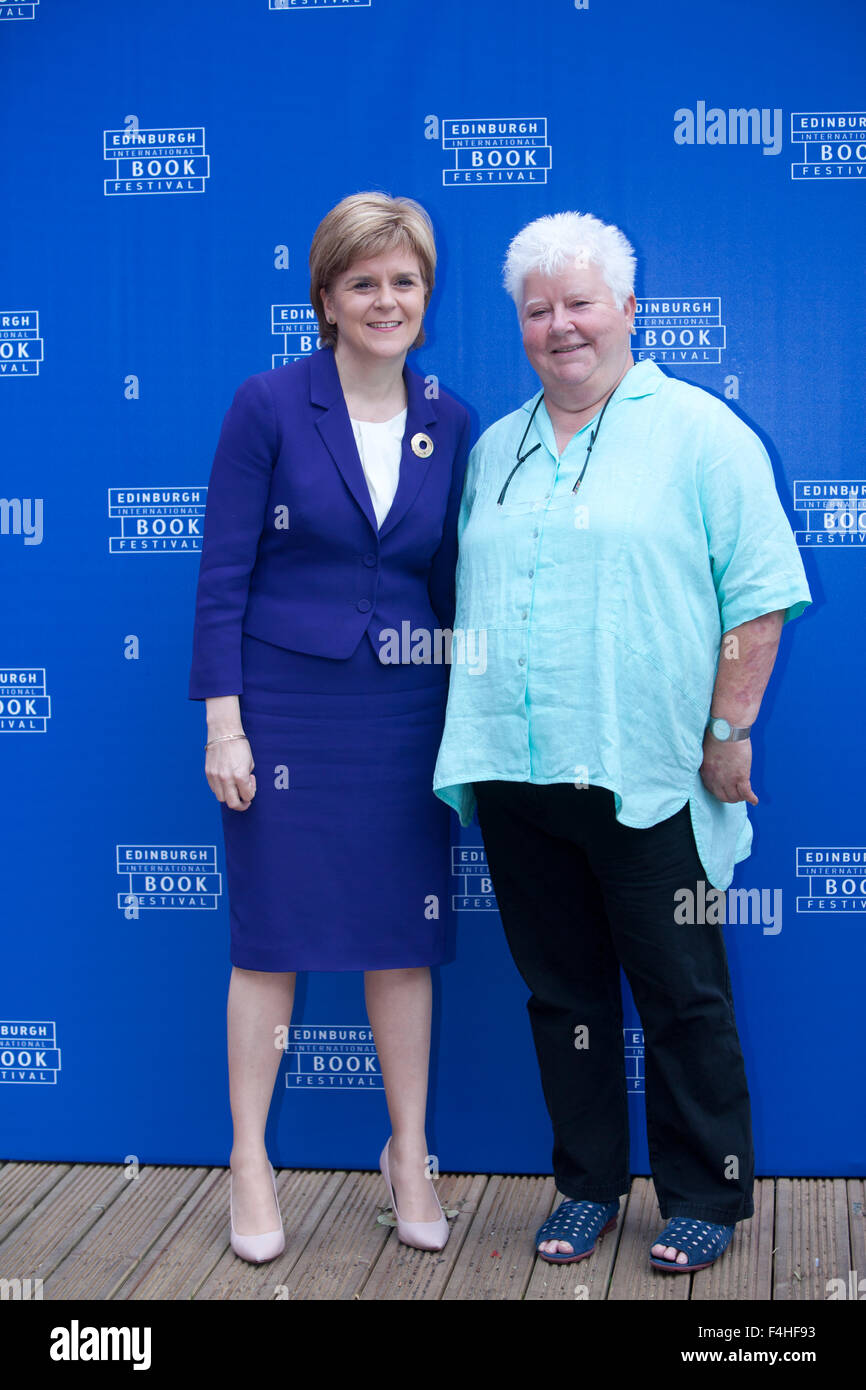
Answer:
[
  {"left": 363, "top": 553, "right": 377, "bottom": 567},
  {"left": 357, "top": 599, "right": 372, "bottom": 613}
]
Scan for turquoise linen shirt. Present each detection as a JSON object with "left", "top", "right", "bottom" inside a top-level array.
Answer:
[{"left": 432, "top": 360, "right": 812, "bottom": 890}]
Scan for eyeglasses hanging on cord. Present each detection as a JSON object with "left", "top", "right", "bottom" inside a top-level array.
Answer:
[{"left": 497, "top": 384, "right": 619, "bottom": 507}]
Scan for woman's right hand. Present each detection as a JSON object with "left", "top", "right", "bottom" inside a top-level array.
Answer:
[
  {"left": 205, "top": 736, "right": 256, "bottom": 810},
  {"left": 204, "top": 697, "right": 256, "bottom": 810}
]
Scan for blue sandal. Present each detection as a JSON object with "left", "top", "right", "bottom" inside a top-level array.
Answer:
[
  {"left": 534, "top": 1199, "right": 619, "bottom": 1265},
  {"left": 649, "top": 1218, "right": 735, "bottom": 1272}
]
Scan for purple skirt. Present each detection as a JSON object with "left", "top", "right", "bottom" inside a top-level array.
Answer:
[{"left": 221, "top": 630, "right": 454, "bottom": 971}]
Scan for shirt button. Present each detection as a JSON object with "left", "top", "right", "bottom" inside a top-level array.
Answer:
[
  {"left": 518, "top": 656, "right": 526, "bottom": 666},
  {"left": 362, "top": 553, "right": 377, "bottom": 567},
  {"left": 533, "top": 529, "right": 539, "bottom": 538},
  {"left": 544, "top": 491, "right": 551, "bottom": 499},
  {"left": 528, "top": 569, "right": 534, "bottom": 578},
  {"left": 521, "top": 610, "right": 528, "bottom": 620},
  {"left": 357, "top": 599, "right": 372, "bottom": 613}
]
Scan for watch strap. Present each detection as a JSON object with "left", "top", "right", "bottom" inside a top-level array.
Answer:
[{"left": 708, "top": 716, "right": 752, "bottom": 742}]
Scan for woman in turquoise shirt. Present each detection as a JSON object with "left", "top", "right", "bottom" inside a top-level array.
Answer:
[{"left": 433, "top": 211, "right": 811, "bottom": 1273}]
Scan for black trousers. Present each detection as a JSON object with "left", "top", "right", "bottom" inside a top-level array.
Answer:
[{"left": 474, "top": 781, "right": 755, "bottom": 1224}]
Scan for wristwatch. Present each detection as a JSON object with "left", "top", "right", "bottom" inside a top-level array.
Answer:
[{"left": 706, "top": 716, "right": 752, "bottom": 743}]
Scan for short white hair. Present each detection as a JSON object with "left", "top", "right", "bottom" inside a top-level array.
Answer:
[{"left": 503, "top": 211, "right": 636, "bottom": 312}]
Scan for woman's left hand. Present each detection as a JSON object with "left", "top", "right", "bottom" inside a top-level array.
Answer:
[{"left": 699, "top": 731, "right": 758, "bottom": 805}]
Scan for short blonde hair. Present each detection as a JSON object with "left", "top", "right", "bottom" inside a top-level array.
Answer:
[{"left": 309, "top": 192, "right": 436, "bottom": 350}]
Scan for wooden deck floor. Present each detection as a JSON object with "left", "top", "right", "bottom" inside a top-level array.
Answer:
[{"left": 1, "top": 1161, "right": 862, "bottom": 1301}]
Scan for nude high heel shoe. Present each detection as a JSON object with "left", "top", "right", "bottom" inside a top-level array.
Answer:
[
  {"left": 379, "top": 1137, "right": 449, "bottom": 1252},
  {"left": 229, "top": 1161, "right": 285, "bottom": 1263}
]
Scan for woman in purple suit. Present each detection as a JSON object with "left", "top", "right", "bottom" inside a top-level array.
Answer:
[{"left": 188, "top": 193, "right": 470, "bottom": 1262}]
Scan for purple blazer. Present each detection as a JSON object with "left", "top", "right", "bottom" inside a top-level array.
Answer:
[{"left": 188, "top": 346, "right": 471, "bottom": 699}]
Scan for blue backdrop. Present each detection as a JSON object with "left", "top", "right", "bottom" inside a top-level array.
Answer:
[{"left": 2, "top": 0, "right": 864, "bottom": 1179}]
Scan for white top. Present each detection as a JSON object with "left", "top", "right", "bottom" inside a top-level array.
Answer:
[{"left": 349, "top": 408, "right": 407, "bottom": 529}]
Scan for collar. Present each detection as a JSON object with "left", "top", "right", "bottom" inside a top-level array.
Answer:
[
  {"left": 520, "top": 359, "right": 664, "bottom": 460},
  {"left": 520, "top": 357, "right": 665, "bottom": 417},
  {"left": 308, "top": 345, "right": 440, "bottom": 539},
  {"left": 309, "top": 343, "right": 437, "bottom": 426}
]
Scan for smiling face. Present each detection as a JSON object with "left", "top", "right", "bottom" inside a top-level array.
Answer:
[
  {"left": 519, "top": 260, "right": 636, "bottom": 406},
  {"left": 319, "top": 251, "right": 427, "bottom": 369}
]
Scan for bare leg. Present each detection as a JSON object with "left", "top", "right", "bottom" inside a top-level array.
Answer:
[
  {"left": 227, "top": 965, "right": 296, "bottom": 1235},
  {"left": 364, "top": 966, "right": 442, "bottom": 1223}
]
